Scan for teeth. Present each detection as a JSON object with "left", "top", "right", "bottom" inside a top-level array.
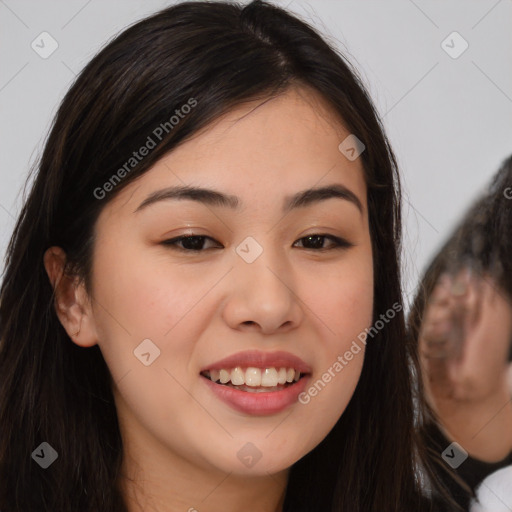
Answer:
[
  {"left": 261, "top": 368, "right": 278, "bottom": 386},
  {"left": 205, "top": 366, "right": 302, "bottom": 387},
  {"left": 245, "top": 367, "right": 261, "bottom": 386},
  {"left": 231, "top": 367, "right": 245, "bottom": 386}
]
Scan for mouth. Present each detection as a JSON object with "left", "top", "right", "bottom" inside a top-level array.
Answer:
[
  {"left": 200, "top": 366, "right": 307, "bottom": 393},
  {"left": 199, "top": 350, "right": 312, "bottom": 414}
]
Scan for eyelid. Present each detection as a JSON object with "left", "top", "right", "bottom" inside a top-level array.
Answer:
[
  {"left": 161, "top": 234, "right": 222, "bottom": 250},
  {"left": 293, "top": 234, "right": 354, "bottom": 250},
  {"left": 161, "top": 233, "right": 354, "bottom": 252}
]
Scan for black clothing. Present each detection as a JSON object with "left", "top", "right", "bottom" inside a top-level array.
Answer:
[{"left": 425, "top": 421, "right": 512, "bottom": 511}]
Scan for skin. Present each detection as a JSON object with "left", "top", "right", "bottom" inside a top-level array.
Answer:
[
  {"left": 419, "top": 269, "right": 512, "bottom": 462},
  {"left": 44, "top": 86, "right": 374, "bottom": 512}
]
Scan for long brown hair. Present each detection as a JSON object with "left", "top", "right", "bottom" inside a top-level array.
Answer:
[{"left": 0, "top": 2, "right": 443, "bottom": 510}]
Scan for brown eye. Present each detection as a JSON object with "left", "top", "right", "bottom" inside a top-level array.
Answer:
[
  {"left": 294, "top": 234, "right": 353, "bottom": 251},
  {"left": 161, "top": 235, "right": 222, "bottom": 252}
]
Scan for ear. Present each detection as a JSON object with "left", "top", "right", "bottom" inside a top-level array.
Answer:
[{"left": 43, "top": 246, "right": 98, "bottom": 348}]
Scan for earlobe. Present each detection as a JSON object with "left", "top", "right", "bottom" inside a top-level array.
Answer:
[{"left": 43, "top": 246, "right": 98, "bottom": 348}]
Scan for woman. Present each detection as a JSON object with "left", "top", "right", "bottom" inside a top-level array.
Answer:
[
  {"left": 0, "top": 1, "right": 446, "bottom": 511},
  {"left": 408, "top": 155, "right": 512, "bottom": 511}
]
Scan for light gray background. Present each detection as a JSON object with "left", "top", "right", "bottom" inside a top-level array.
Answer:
[{"left": 1, "top": 0, "right": 511, "bottom": 306}]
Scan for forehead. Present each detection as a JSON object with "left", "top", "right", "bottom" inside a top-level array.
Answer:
[{"left": 108, "top": 86, "right": 367, "bottom": 217}]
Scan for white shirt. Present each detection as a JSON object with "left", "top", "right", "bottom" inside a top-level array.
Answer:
[{"left": 470, "top": 465, "right": 512, "bottom": 512}]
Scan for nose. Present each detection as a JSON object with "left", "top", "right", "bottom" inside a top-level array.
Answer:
[{"left": 222, "top": 246, "right": 304, "bottom": 335}]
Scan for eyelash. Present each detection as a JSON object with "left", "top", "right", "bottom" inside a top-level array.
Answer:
[{"left": 161, "top": 234, "right": 353, "bottom": 252}]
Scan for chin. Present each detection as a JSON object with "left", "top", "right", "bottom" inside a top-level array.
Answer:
[{"left": 203, "top": 445, "right": 303, "bottom": 477}]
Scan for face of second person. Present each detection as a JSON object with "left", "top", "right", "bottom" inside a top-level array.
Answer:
[{"left": 86, "top": 86, "right": 374, "bottom": 476}]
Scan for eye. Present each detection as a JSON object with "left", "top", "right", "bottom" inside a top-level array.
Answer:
[
  {"left": 161, "top": 233, "right": 353, "bottom": 252},
  {"left": 293, "top": 234, "right": 353, "bottom": 251},
  {"left": 161, "top": 235, "right": 222, "bottom": 252}
]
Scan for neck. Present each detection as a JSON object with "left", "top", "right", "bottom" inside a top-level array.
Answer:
[{"left": 117, "top": 424, "right": 288, "bottom": 512}]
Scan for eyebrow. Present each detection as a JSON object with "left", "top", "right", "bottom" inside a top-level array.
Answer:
[{"left": 133, "top": 183, "right": 363, "bottom": 215}]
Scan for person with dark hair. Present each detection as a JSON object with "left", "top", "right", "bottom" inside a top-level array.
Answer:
[
  {"left": 0, "top": 1, "right": 450, "bottom": 511},
  {"left": 408, "top": 155, "right": 512, "bottom": 512}
]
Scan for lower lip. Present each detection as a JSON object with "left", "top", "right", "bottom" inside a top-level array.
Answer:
[{"left": 201, "top": 375, "right": 310, "bottom": 415}]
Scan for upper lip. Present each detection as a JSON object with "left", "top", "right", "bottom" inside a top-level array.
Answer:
[{"left": 200, "top": 350, "right": 312, "bottom": 374}]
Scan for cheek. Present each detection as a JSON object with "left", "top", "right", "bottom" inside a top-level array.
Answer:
[
  {"left": 320, "top": 281, "right": 373, "bottom": 338},
  {"left": 295, "top": 250, "right": 373, "bottom": 425},
  {"left": 306, "top": 249, "right": 374, "bottom": 345},
  {"left": 90, "top": 241, "right": 225, "bottom": 388},
  {"left": 92, "top": 239, "right": 220, "bottom": 337},
  {"left": 307, "top": 272, "right": 371, "bottom": 390},
  {"left": 90, "top": 249, "right": 220, "bottom": 456}
]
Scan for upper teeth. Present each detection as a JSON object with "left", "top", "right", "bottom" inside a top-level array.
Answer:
[{"left": 206, "top": 367, "right": 301, "bottom": 387}]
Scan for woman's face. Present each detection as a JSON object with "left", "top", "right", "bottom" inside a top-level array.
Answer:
[{"left": 83, "top": 86, "right": 373, "bottom": 476}]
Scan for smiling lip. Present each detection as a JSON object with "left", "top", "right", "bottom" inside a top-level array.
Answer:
[
  {"left": 200, "top": 350, "right": 312, "bottom": 374},
  {"left": 200, "top": 350, "right": 312, "bottom": 415},
  {"left": 201, "top": 373, "right": 310, "bottom": 415}
]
